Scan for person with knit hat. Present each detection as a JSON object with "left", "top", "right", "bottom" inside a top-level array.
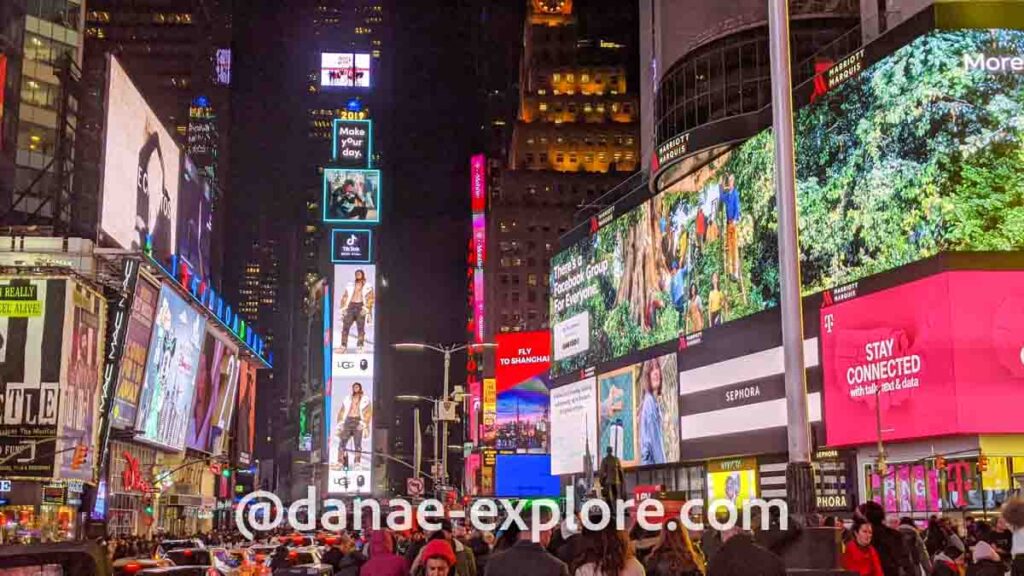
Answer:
[
  {"left": 419, "top": 538, "right": 457, "bottom": 576},
  {"left": 361, "top": 530, "right": 409, "bottom": 576}
]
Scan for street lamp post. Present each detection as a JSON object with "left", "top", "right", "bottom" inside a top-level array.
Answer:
[
  {"left": 393, "top": 342, "right": 494, "bottom": 491},
  {"left": 767, "top": 0, "right": 815, "bottom": 515}
]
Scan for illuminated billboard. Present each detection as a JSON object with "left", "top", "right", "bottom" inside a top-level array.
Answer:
[
  {"left": 323, "top": 168, "right": 381, "bottom": 224},
  {"left": 111, "top": 277, "right": 159, "bottom": 429},
  {"left": 236, "top": 360, "right": 257, "bottom": 465},
  {"left": 551, "top": 29, "right": 1024, "bottom": 377},
  {"left": 101, "top": 55, "right": 181, "bottom": 262},
  {"left": 186, "top": 329, "right": 239, "bottom": 453},
  {"left": 331, "top": 229, "right": 373, "bottom": 264},
  {"left": 327, "top": 375, "right": 373, "bottom": 494},
  {"left": 0, "top": 279, "right": 69, "bottom": 479},
  {"left": 328, "top": 263, "right": 376, "bottom": 494},
  {"left": 57, "top": 282, "right": 106, "bottom": 481},
  {"left": 134, "top": 285, "right": 204, "bottom": 451},
  {"left": 549, "top": 376, "right": 598, "bottom": 475},
  {"left": 597, "top": 352, "right": 679, "bottom": 469},
  {"left": 321, "top": 53, "right": 371, "bottom": 88},
  {"left": 333, "top": 119, "right": 372, "bottom": 168},
  {"left": 215, "top": 48, "right": 231, "bottom": 85},
  {"left": 821, "top": 270, "right": 1024, "bottom": 446}
]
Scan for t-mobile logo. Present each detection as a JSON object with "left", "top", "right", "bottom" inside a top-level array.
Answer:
[{"left": 824, "top": 314, "right": 835, "bottom": 334}]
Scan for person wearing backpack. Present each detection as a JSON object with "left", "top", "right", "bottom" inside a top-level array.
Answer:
[{"left": 896, "top": 518, "right": 930, "bottom": 576}]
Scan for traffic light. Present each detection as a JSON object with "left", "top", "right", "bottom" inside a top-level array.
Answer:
[
  {"left": 935, "top": 455, "right": 947, "bottom": 470},
  {"left": 979, "top": 455, "right": 989, "bottom": 472},
  {"left": 221, "top": 468, "right": 231, "bottom": 478},
  {"left": 70, "top": 444, "right": 88, "bottom": 471}
]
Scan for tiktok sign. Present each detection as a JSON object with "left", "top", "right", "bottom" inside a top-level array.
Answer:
[{"left": 821, "top": 270, "right": 1024, "bottom": 446}]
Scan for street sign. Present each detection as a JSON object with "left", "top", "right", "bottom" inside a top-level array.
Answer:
[
  {"left": 407, "top": 477, "right": 424, "bottom": 498},
  {"left": 436, "top": 401, "right": 458, "bottom": 422}
]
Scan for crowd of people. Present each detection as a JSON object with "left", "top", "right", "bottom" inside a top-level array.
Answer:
[
  {"left": 86, "top": 497, "right": 1024, "bottom": 576},
  {"left": 839, "top": 499, "right": 1024, "bottom": 576}
]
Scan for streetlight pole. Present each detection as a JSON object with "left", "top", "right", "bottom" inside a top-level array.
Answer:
[
  {"left": 441, "top": 349, "right": 452, "bottom": 489},
  {"left": 394, "top": 342, "right": 495, "bottom": 495},
  {"left": 768, "top": 0, "right": 815, "bottom": 515}
]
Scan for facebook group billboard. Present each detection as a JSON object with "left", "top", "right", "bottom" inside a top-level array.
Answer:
[
  {"left": 551, "top": 28, "right": 1024, "bottom": 377},
  {"left": 821, "top": 270, "right": 1024, "bottom": 446}
]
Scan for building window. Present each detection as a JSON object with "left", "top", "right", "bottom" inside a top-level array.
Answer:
[
  {"left": 538, "top": 102, "right": 548, "bottom": 111},
  {"left": 553, "top": 73, "right": 561, "bottom": 82},
  {"left": 511, "top": 292, "right": 521, "bottom": 303},
  {"left": 555, "top": 153, "right": 564, "bottom": 164},
  {"left": 527, "top": 274, "right": 538, "bottom": 286},
  {"left": 581, "top": 73, "right": 590, "bottom": 82},
  {"left": 566, "top": 73, "right": 575, "bottom": 82}
]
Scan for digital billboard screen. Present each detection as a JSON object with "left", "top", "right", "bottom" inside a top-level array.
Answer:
[
  {"left": 321, "top": 53, "right": 371, "bottom": 88},
  {"left": 0, "top": 279, "right": 68, "bottom": 479},
  {"left": 333, "top": 119, "right": 372, "bottom": 168},
  {"left": 331, "top": 229, "right": 373, "bottom": 264},
  {"left": 551, "top": 29, "right": 1024, "bottom": 377},
  {"left": 597, "top": 352, "right": 679, "bottom": 469},
  {"left": 821, "top": 270, "right": 1024, "bottom": 446},
  {"left": 327, "top": 375, "right": 373, "bottom": 494},
  {"left": 57, "top": 282, "right": 106, "bottom": 481},
  {"left": 707, "top": 458, "right": 759, "bottom": 509},
  {"left": 485, "top": 331, "right": 551, "bottom": 451},
  {"left": 549, "top": 376, "right": 598, "bottom": 475},
  {"left": 208, "top": 335, "right": 240, "bottom": 456},
  {"left": 236, "top": 360, "right": 257, "bottom": 465},
  {"left": 101, "top": 55, "right": 181, "bottom": 262},
  {"left": 111, "top": 278, "right": 159, "bottom": 429},
  {"left": 494, "top": 454, "right": 560, "bottom": 498},
  {"left": 134, "top": 285, "right": 204, "bottom": 451},
  {"left": 323, "top": 168, "right": 380, "bottom": 224},
  {"left": 186, "top": 330, "right": 239, "bottom": 453},
  {"left": 178, "top": 155, "right": 213, "bottom": 280},
  {"left": 328, "top": 262, "right": 376, "bottom": 494}
]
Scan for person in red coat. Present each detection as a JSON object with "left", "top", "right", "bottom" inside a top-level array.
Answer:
[{"left": 842, "top": 519, "right": 885, "bottom": 576}]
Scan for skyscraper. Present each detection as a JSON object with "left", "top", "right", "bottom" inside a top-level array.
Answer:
[{"left": 486, "top": 0, "right": 640, "bottom": 336}]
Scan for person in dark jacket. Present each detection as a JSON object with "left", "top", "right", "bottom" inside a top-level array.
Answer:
[
  {"left": 321, "top": 544, "right": 345, "bottom": 571},
  {"left": 858, "top": 502, "right": 914, "bottom": 576},
  {"left": 897, "top": 517, "right": 931, "bottom": 576},
  {"left": 644, "top": 523, "right": 705, "bottom": 576},
  {"left": 932, "top": 545, "right": 964, "bottom": 576},
  {"left": 468, "top": 532, "right": 491, "bottom": 576},
  {"left": 484, "top": 508, "right": 569, "bottom": 576},
  {"left": 268, "top": 546, "right": 291, "bottom": 571},
  {"left": 707, "top": 524, "right": 786, "bottom": 576}
]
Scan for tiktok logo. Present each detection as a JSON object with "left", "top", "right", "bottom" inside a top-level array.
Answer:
[{"left": 346, "top": 234, "right": 358, "bottom": 247}]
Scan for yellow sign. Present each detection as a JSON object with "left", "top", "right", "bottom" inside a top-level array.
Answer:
[
  {"left": 0, "top": 283, "right": 41, "bottom": 317},
  {"left": 982, "top": 456, "right": 1010, "bottom": 491},
  {"left": 0, "top": 300, "right": 41, "bottom": 317},
  {"left": 482, "top": 378, "right": 496, "bottom": 425}
]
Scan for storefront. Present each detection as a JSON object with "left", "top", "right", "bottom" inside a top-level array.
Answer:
[
  {"left": 0, "top": 481, "right": 80, "bottom": 543},
  {"left": 105, "top": 441, "right": 159, "bottom": 537}
]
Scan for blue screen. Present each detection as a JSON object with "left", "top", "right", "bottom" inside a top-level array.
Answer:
[{"left": 495, "top": 455, "right": 561, "bottom": 498}]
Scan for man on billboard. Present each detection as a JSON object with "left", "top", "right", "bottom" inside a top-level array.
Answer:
[
  {"left": 336, "top": 381, "right": 371, "bottom": 468},
  {"left": 135, "top": 127, "right": 174, "bottom": 260},
  {"left": 720, "top": 173, "right": 742, "bottom": 280},
  {"left": 337, "top": 269, "right": 374, "bottom": 353}
]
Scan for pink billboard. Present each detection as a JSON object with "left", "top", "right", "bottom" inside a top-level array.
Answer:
[
  {"left": 471, "top": 154, "right": 486, "bottom": 213},
  {"left": 821, "top": 270, "right": 1024, "bottom": 446}
]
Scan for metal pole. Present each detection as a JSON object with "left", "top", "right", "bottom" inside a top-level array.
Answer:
[
  {"left": 413, "top": 407, "right": 422, "bottom": 479},
  {"left": 768, "top": 0, "right": 815, "bottom": 515},
  {"left": 441, "top": 349, "right": 451, "bottom": 489}
]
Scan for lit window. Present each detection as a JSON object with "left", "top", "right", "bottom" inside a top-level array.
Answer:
[
  {"left": 581, "top": 74, "right": 589, "bottom": 82},
  {"left": 553, "top": 73, "right": 561, "bottom": 82},
  {"left": 538, "top": 102, "right": 548, "bottom": 111}
]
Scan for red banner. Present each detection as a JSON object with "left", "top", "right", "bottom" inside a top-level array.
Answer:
[{"left": 495, "top": 331, "right": 551, "bottom": 392}]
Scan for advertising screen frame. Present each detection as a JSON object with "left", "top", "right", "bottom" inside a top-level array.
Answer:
[
  {"left": 332, "top": 118, "right": 372, "bottom": 168},
  {"left": 326, "top": 375, "right": 374, "bottom": 494},
  {"left": 330, "top": 229, "right": 374, "bottom": 264},
  {"left": 236, "top": 360, "right": 257, "bottom": 465},
  {"left": 133, "top": 284, "right": 205, "bottom": 452},
  {"left": 322, "top": 168, "right": 381, "bottom": 224},
  {"left": 0, "top": 278, "right": 68, "bottom": 479},
  {"left": 320, "top": 52, "right": 372, "bottom": 88},
  {"left": 549, "top": 375, "right": 598, "bottom": 476},
  {"left": 111, "top": 276, "right": 159, "bottom": 430},
  {"left": 100, "top": 55, "right": 182, "bottom": 262}
]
